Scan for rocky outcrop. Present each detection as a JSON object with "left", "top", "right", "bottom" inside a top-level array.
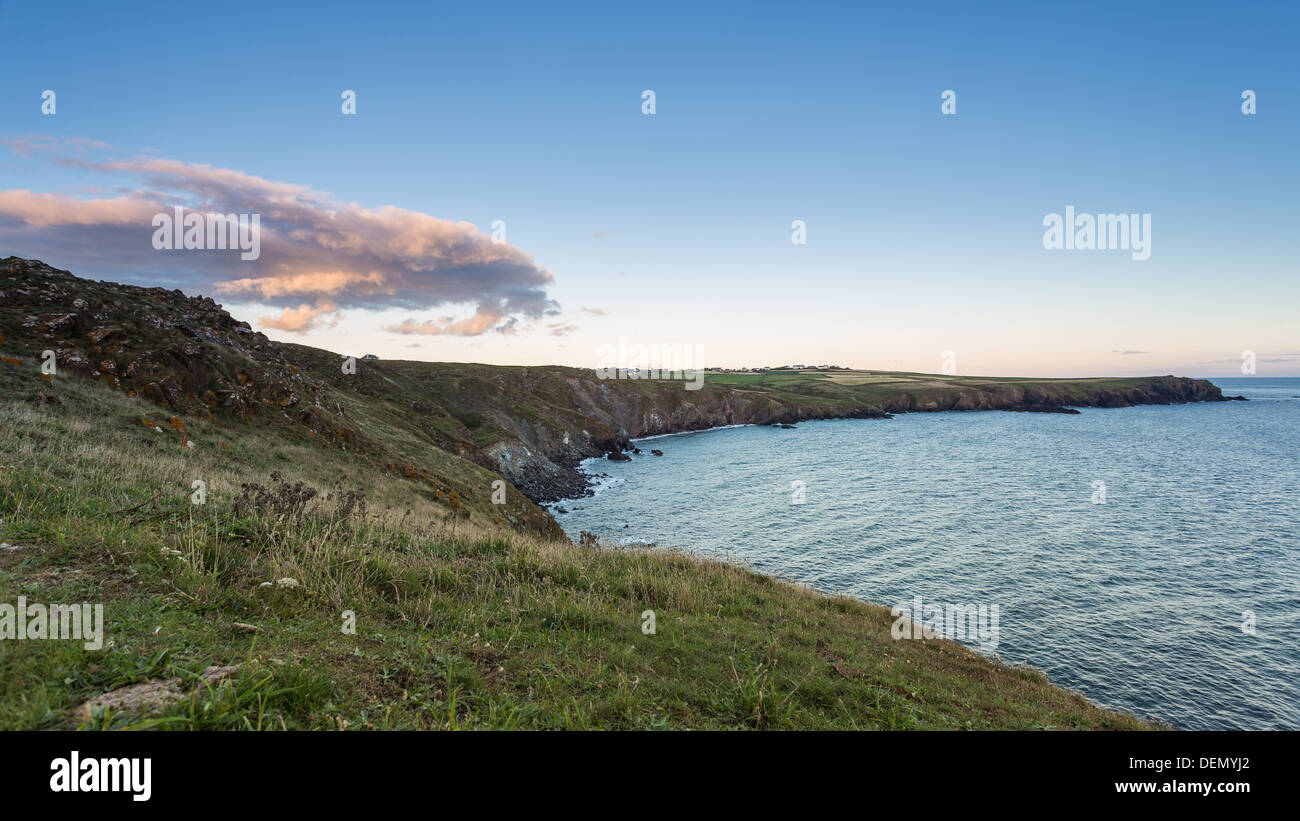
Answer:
[{"left": 0, "top": 257, "right": 358, "bottom": 447}]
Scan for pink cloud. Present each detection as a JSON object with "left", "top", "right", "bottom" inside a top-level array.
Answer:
[
  {"left": 0, "top": 190, "right": 157, "bottom": 226},
  {"left": 216, "top": 270, "right": 389, "bottom": 300},
  {"left": 259, "top": 301, "right": 341, "bottom": 333},
  {"left": 0, "top": 138, "right": 558, "bottom": 336},
  {"left": 386, "top": 308, "right": 505, "bottom": 336}
]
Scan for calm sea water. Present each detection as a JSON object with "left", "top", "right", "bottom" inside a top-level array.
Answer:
[{"left": 552, "top": 377, "right": 1300, "bottom": 730}]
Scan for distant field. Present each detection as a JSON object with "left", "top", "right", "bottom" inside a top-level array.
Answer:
[
  {"left": 705, "top": 369, "right": 1152, "bottom": 395},
  {"left": 705, "top": 372, "right": 765, "bottom": 385}
]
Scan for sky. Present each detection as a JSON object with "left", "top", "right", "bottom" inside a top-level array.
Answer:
[{"left": 0, "top": 0, "right": 1296, "bottom": 377}]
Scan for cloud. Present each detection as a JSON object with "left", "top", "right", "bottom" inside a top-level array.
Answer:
[
  {"left": 0, "top": 137, "right": 557, "bottom": 335},
  {"left": 1197, "top": 353, "right": 1300, "bottom": 365},
  {"left": 578, "top": 306, "right": 606, "bottom": 316},
  {"left": 495, "top": 317, "right": 519, "bottom": 336},
  {"left": 0, "top": 190, "right": 158, "bottom": 226},
  {"left": 1112, "top": 350, "right": 1149, "bottom": 355},
  {"left": 216, "top": 270, "right": 387, "bottom": 300},
  {"left": 386, "top": 308, "right": 505, "bottom": 336},
  {"left": 1, "top": 135, "right": 111, "bottom": 158},
  {"left": 259, "top": 301, "right": 341, "bottom": 332},
  {"left": 546, "top": 322, "right": 579, "bottom": 336}
]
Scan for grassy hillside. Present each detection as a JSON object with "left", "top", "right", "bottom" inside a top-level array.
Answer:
[{"left": 0, "top": 362, "right": 1149, "bottom": 729}]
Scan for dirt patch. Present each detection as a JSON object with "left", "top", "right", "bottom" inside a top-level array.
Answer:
[
  {"left": 0, "top": 542, "right": 38, "bottom": 570},
  {"left": 321, "top": 651, "right": 405, "bottom": 703},
  {"left": 466, "top": 642, "right": 510, "bottom": 687},
  {"left": 816, "top": 638, "right": 866, "bottom": 680},
  {"left": 5, "top": 542, "right": 135, "bottom": 595},
  {"left": 78, "top": 665, "right": 240, "bottom": 718}
]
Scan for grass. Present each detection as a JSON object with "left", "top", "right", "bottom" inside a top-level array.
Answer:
[
  {"left": 696, "top": 368, "right": 1158, "bottom": 407},
  {"left": 0, "top": 361, "right": 1151, "bottom": 730}
]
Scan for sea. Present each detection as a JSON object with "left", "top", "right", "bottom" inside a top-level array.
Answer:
[{"left": 551, "top": 377, "right": 1300, "bottom": 730}]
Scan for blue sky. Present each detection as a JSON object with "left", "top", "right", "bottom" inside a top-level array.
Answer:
[{"left": 1, "top": 0, "right": 1296, "bottom": 376}]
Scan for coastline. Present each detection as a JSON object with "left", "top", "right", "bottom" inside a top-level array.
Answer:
[{"left": 542, "top": 387, "right": 1245, "bottom": 505}]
